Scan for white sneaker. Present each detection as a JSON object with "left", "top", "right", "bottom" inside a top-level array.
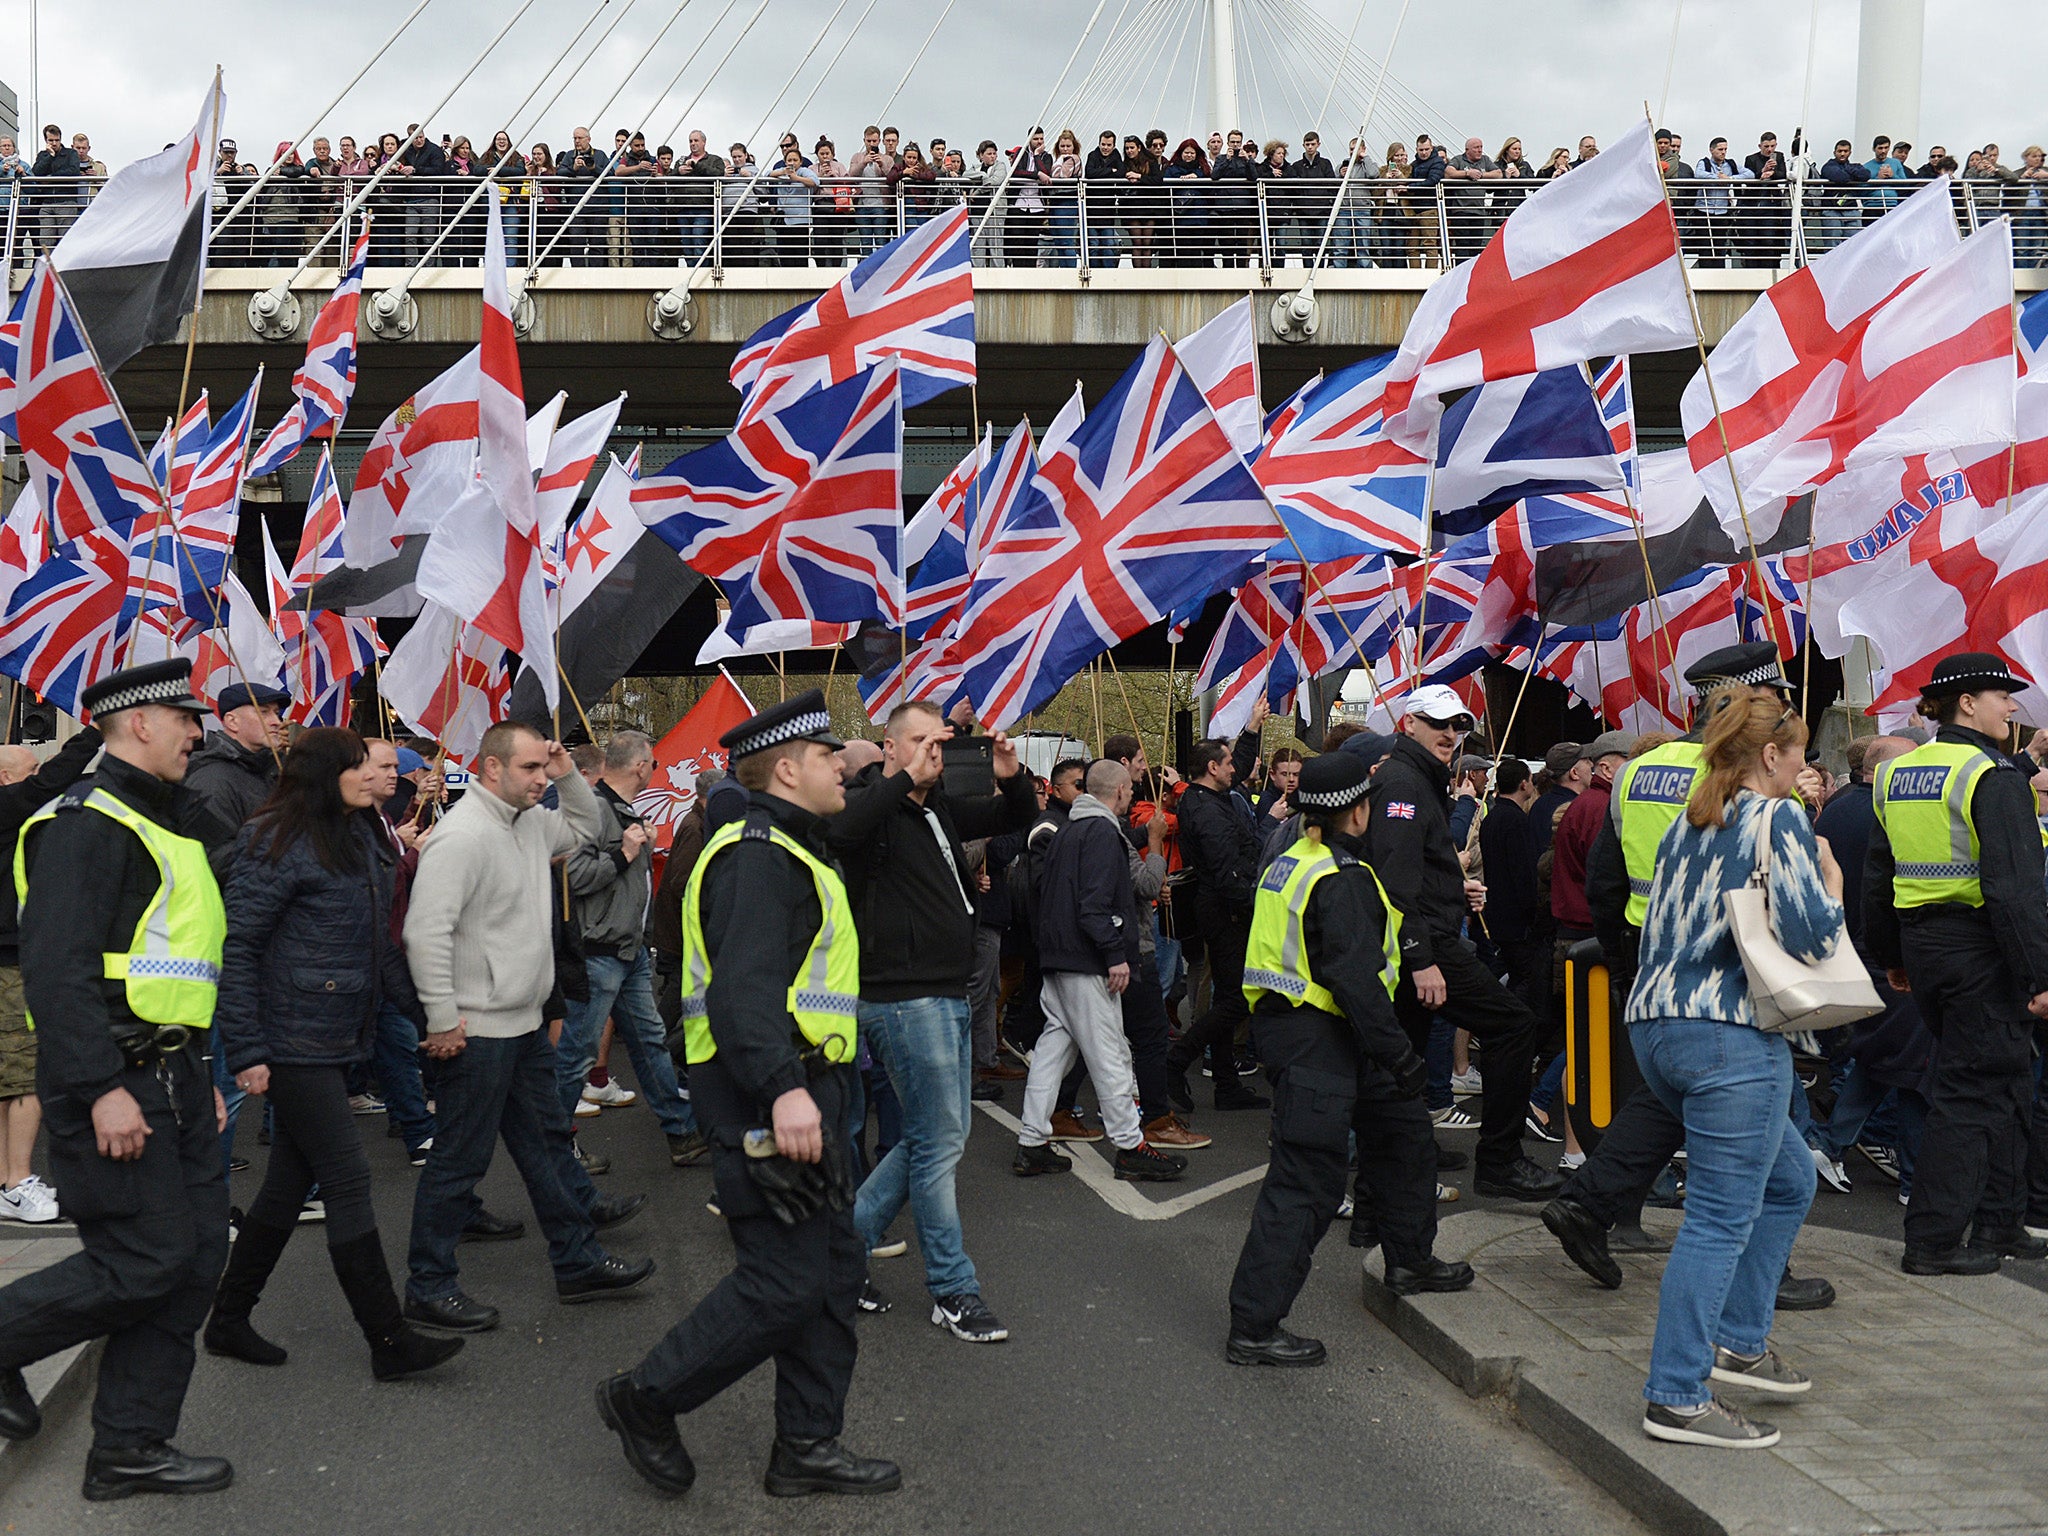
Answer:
[
  {"left": 1559, "top": 1151, "right": 1587, "bottom": 1171},
  {"left": 1436, "top": 1182, "right": 1460, "bottom": 1203},
  {"left": 348, "top": 1093, "right": 386, "bottom": 1116},
  {"left": 1810, "top": 1146, "right": 1852, "bottom": 1194},
  {"left": 0, "top": 1176, "right": 60, "bottom": 1223},
  {"left": 574, "top": 1097, "right": 602, "bottom": 1117},
  {"left": 1449, "top": 1069, "right": 1483, "bottom": 1098},
  {"left": 1337, "top": 1194, "right": 1355, "bottom": 1219},
  {"left": 582, "top": 1081, "right": 639, "bottom": 1108},
  {"left": 298, "top": 1199, "right": 327, "bottom": 1224},
  {"left": 1431, "top": 1105, "right": 1479, "bottom": 1129},
  {"left": 869, "top": 1238, "right": 908, "bottom": 1259}
]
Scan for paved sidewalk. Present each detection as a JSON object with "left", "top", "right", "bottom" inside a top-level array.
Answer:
[
  {"left": 0, "top": 1228, "right": 93, "bottom": 1498},
  {"left": 1367, "top": 1209, "right": 2048, "bottom": 1536}
]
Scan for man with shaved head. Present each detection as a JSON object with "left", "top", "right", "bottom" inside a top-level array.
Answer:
[
  {"left": 1012, "top": 761, "right": 1186, "bottom": 1185},
  {"left": 1806, "top": 735, "right": 1932, "bottom": 1195}
]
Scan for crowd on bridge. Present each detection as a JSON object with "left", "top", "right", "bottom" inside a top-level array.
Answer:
[
  {"left": 2, "top": 628, "right": 2047, "bottom": 1492},
  {"left": 6, "top": 115, "right": 2046, "bottom": 273}
]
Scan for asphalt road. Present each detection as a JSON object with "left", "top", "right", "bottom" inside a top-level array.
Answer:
[{"left": 3, "top": 1075, "right": 1651, "bottom": 1536}]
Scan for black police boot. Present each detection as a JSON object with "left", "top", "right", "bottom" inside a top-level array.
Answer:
[
  {"left": 82, "top": 1442, "right": 234, "bottom": 1501},
  {"left": 403, "top": 1291, "right": 500, "bottom": 1333},
  {"left": 1541, "top": 1197, "right": 1622, "bottom": 1290},
  {"left": 203, "top": 1216, "right": 295, "bottom": 1366},
  {"left": 457, "top": 1208, "right": 526, "bottom": 1243},
  {"left": 1775, "top": 1268, "right": 1837, "bottom": 1311},
  {"left": 763, "top": 1436, "right": 903, "bottom": 1497},
  {"left": 1969, "top": 1225, "right": 2048, "bottom": 1261},
  {"left": 595, "top": 1373, "right": 695, "bottom": 1494},
  {"left": 1473, "top": 1157, "right": 1566, "bottom": 1201},
  {"left": 1903, "top": 1243, "right": 2002, "bottom": 1276},
  {"left": 1383, "top": 1255, "right": 1477, "bottom": 1295},
  {"left": 1225, "top": 1326, "right": 1328, "bottom": 1367},
  {"left": 0, "top": 1366, "right": 39, "bottom": 1441},
  {"left": 329, "top": 1231, "right": 465, "bottom": 1381}
]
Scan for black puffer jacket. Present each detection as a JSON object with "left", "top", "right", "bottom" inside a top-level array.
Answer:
[
  {"left": 1366, "top": 734, "right": 1469, "bottom": 970},
  {"left": 184, "top": 732, "right": 278, "bottom": 850},
  {"left": 217, "top": 812, "right": 422, "bottom": 1074}
]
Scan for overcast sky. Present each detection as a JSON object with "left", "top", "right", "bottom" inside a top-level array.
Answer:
[{"left": 8, "top": 0, "right": 2034, "bottom": 168}]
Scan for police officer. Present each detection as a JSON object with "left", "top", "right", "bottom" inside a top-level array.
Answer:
[
  {"left": 1227, "top": 754, "right": 1471, "bottom": 1371},
  {"left": 0, "top": 659, "right": 234, "bottom": 1501},
  {"left": 1867, "top": 654, "right": 2048, "bottom": 1276},
  {"left": 596, "top": 691, "right": 899, "bottom": 1499},
  {"left": 1548, "top": 642, "right": 1835, "bottom": 1310}
]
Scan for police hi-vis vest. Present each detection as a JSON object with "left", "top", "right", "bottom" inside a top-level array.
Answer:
[
  {"left": 1243, "top": 835, "right": 1403, "bottom": 1016},
  {"left": 1615, "top": 740, "right": 1708, "bottom": 927},
  {"left": 677, "top": 817, "right": 861, "bottom": 1067},
  {"left": 1872, "top": 741, "right": 2002, "bottom": 909},
  {"left": 13, "top": 785, "right": 226, "bottom": 1031}
]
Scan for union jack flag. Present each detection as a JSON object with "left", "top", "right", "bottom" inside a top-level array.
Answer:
[
  {"left": 944, "top": 337, "right": 1280, "bottom": 729},
  {"left": 698, "top": 361, "right": 905, "bottom": 661},
  {"left": 247, "top": 224, "right": 370, "bottom": 477},
  {"left": 264, "top": 450, "right": 382, "bottom": 724},
  {"left": 1252, "top": 351, "right": 1431, "bottom": 562},
  {"left": 128, "top": 377, "right": 261, "bottom": 629},
  {"left": 1198, "top": 554, "right": 1401, "bottom": 737},
  {"left": 0, "top": 530, "right": 131, "bottom": 715},
  {"left": 10, "top": 262, "right": 158, "bottom": 546},
  {"left": 860, "top": 420, "right": 1039, "bottom": 719},
  {"left": 1431, "top": 365, "right": 1624, "bottom": 533},
  {"left": 730, "top": 203, "right": 974, "bottom": 420},
  {"left": 1592, "top": 356, "right": 1639, "bottom": 492},
  {"left": 146, "top": 394, "right": 210, "bottom": 510},
  {"left": 640, "top": 362, "right": 905, "bottom": 581},
  {"left": 1738, "top": 554, "right": 1808, "bottom": 655}
]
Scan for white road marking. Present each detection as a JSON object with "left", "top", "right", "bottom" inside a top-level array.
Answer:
[{"left": 973, "top": 1101, "right": 1268, "bottom": 1221}]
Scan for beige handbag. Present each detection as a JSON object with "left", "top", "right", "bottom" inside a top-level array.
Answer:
[{"left": 1723, "top": 804, "right": 1882, "bottom": 1034}]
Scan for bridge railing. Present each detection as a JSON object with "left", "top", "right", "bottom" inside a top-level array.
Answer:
[{"left": 4, "top": 174, "right": 2043, "bottom": 279}]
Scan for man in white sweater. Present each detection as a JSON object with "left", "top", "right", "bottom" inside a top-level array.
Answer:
[{"left": 401, "top": 722, "right": 656, "bottom": 1334}]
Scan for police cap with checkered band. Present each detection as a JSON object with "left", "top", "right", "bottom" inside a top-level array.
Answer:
[{"left": 718, "top": 687, "right": 845, "bottom": 762}]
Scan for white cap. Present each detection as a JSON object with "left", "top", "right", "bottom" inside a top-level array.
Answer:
[{"left": 1400, "top": 683, "right": 1476, "bottom": 729}]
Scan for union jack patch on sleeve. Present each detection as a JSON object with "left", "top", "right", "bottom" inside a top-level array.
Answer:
[{"left": 1385, "top": 801, "right": 1417, "bottom": 819}]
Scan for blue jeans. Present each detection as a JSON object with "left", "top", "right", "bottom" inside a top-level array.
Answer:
[
  {"left": 407, "top": 1030, "right": 604, "bottom": 1301},
  {"left": 1425, "top": 1014, "right": 1456, "bottom": 1111},
  {"left": 1632, "top": 1016, "right": 1816, "bottom": 1408},
  {"left": 855, "top": 207, "right": 888, "bottom": 254},
  {"left": 555, "top": 947, "right": 697, "bottom": 1139},
  {"left": 374, "top": 1000, "right": 436, "bottom": 1152},
  {"left": 1532, "top": 1051, "right": 1567, "bottom": 1115},
  {"left": 854, "top": 996, "right": 978, "bottom": 1299}
]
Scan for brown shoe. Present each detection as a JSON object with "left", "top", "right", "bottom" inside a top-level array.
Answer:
[
  {"left": 1048, "top": 1110, "right": 1102, "bottom": 1143},
  {"left": 979, "top": 1062, "right": 1029, "bottom": 1082},
  {"left": 1143, "top": 1114, "right": 1212, "bottom": 1150}
]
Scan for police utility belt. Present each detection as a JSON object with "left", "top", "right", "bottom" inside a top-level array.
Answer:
[{"left": 13, "top": 785, "right": 228, "bottom": 1067}]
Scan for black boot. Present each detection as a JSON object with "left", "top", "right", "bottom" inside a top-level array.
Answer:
[
  {"left": 204, "top": 1216, "right": 295, "bottom": 1366},
  {"left": 0, "top": 1366, "right": 39, "bottom": 1441},
  {"left": 329, "top": 1231, "right": 465, "bottom": 1381},
  {"left": 82, "top": 1442, "right": 233, "bottom": 1501},
  {"left": 595, "top": 1373, "right": 695, "bottom": 1493},
  {"left": 763, "top": 1436, "right": 903, "bottom": 1497}
]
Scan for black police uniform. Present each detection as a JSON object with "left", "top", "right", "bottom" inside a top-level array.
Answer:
[
  {"left": 601, "top": 691, "right": 892, "bottom": 1498},
  {"left": 0, "top": 670, "right": 230, "bottom": 1484},
  {"left": 1227, "top": 828, "right": 1439, "bottom": 1346},
  {"left": 1369, "top": 734, "right": 1547, "bottom": 1189},
  {"left": 627, "top": 790, "right": 865, "bottom": 1434},
  {"left": 1866, "top": 719, "right": 2048, "bottom": 1258}
]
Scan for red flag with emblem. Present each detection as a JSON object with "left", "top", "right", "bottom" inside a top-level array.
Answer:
[{"left": 632, "top": 673, "right": 755, "bottom": 855}]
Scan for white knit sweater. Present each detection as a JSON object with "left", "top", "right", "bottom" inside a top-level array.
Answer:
[{"left": 403, "top": 770, "right": 601, "bottom": 1038}]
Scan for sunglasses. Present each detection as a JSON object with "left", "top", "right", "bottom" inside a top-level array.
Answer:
[{"left": 1418, "top": 714, "right": 1475, "bottom": 733}]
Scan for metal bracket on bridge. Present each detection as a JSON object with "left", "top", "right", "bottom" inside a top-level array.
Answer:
[
  {"left": 246, "top": 284, "right": 303, "bottom": 341},
  {"left": 507, "top": 281, "right": 536, "bottom": 340},
  {"left": 646, "top": 285, "right": 694, "bottom": 341},
  {"left": 1270, "top": 282, "right": 1318, "bottom": 343},
  {"left": 365, "top": 286, "right": 420, "bottom": 341}
]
